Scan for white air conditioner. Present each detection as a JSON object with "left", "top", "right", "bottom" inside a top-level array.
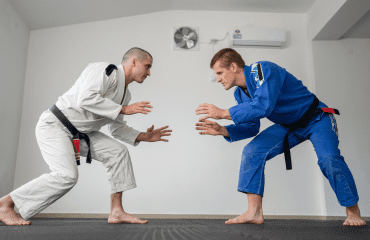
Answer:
[{"left": 228, "top": 27, "right": 286, "bottom": 48}]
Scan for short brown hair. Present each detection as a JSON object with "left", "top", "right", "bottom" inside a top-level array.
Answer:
[
  {"left": 210, "top": 48, "right": 245, "bottom": 69},
  {"left": 122, "top": 47, "right": 152, "bottom": 63}
]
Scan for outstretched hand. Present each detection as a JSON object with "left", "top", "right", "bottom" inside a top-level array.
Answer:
[
  {"left": 121, "top": 101, "right": 153, "bottom": 115},
  {"left": 195, "top": 103, "right": 229, "bottom": 122},
  {"left": 144, "top": 125, "right": 172, "bottom": 142},
  {"left": 195, "top": 120, "right": 228, "bottom": 137}
]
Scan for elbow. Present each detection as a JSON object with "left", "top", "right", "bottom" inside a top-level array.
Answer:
[
  {"left": 77, "top": 91, "right": 99, "bottom": 109},
  {"left": 251, "top": 123, "right": 260, "bottom": 137},
  {"left": 77, "top": 96, "right": 88, "bottom": 109},
  {"left": 252, "top": 127, "right": 260, "bottom": 137}
]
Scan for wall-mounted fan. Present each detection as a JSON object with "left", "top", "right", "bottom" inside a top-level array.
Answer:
[{"left": 173, "top": 26, "right": 199, "bottom": 51}]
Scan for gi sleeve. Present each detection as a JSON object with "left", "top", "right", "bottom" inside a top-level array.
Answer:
[
  {"left": 223, "top": 118, "right": 260, "bottom": 143},
  {"left": 77, "top": 63, "right": 122, "bottom": 120},
  {"left": 228, "top": 62, "right": 286, "bottom": 125},
  {"left": 108, "top": 114, "right": 141, "bottom": 146}
]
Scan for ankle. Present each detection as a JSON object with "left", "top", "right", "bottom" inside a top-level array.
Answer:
[
  {"left": 0, "top": 195, "right": 14, "bottom": 208},
  {"left": 110, "top": 207, "right": 125, "bottom": 214}
]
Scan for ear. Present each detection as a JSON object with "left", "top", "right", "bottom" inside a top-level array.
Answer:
[
  {"left": 230, "top": 62, "right": 238, "bottom": 73},
  {"left": 132, "top": 57, "right": 137, "bottom": 67}
]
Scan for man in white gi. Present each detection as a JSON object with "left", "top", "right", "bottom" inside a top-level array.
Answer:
[{"left": 0, "top": 47, "right": 171, "bottom": 225}]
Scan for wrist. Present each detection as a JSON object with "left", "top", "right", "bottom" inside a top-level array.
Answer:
[
  {"left": 220, "top": 126, "right": 229, "bottom": 137},
  {"left": 223, "top": 109, "right": 232, "bottom": 120},
  {"left": 135, "top": 132, "right": 147, "bottom": 142},
  {"left": 120, "top": 106, "right": 127, "bottom": 114},
  {"left": 221, "top": 109, "right": 227, "bottom": 119}
]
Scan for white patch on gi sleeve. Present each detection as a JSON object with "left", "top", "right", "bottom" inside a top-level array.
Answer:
[{"left": 251, "top": 63, "right": 264, "bottom": 88}]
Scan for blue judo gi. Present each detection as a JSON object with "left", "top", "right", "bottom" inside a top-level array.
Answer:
[{"left": 224, "top": 61, "right": 359, "bottom": 207}]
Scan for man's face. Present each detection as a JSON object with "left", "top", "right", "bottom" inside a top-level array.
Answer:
[
  {"left": 132, "top": 55, "right": 152, "bottom": 84},
  {"left": 213, "top": 60, "right": 236, "bottom": 90}
]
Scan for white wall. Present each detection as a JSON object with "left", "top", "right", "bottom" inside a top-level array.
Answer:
[
  {"left": 0, "top": 0, "right": 29, "bottom": 197},
  {"left": 14, "top": 10, "right": 323, "bottom": 216},
  {"left": 312, "top": 39, "right": 370, "bottom": 217},
  {"left": 307, "top": 0, "right": 346, "bottom": 40}
]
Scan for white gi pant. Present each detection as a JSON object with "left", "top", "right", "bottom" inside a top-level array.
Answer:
[{"left": 10, "top": 115, "right": 136, "bottom": 221}]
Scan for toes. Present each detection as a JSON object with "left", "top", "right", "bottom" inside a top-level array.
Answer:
[{"left": 225, "top": 219, "right": 236, "bottom": 224}]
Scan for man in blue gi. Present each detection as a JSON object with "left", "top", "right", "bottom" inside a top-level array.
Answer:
[{"left": 195, "top": 48, "right": 366, "bottom": 226}]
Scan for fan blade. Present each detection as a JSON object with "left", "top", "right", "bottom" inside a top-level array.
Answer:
[
  {"left": 188, "top": 32, "right": 197, "bottom": 40},
  {"left": 186, "top": 40, "right": 194, "bottom": 49},
  {"left": 182, "top": 28, "right": 189, "bottom": 36},
  {"left": 177, "top": 39, "right": 186, "bottom": 48},
  {"left": 175, "top": 33, "right": 183, "bottom": 40}
]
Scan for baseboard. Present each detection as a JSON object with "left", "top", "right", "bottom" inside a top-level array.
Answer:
[{"left": 31, "top": 213, "right": 370, "bottom": 221}]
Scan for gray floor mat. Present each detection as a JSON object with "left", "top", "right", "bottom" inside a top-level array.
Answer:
[{"left": 0, "top": 218, "right": 369, "bottom": 240}]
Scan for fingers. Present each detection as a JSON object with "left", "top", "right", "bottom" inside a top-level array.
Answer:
[
  {"left": 195, "top": 106, "right": 207, "bottom": 111},
  {"left": 161, "top": 130, "right": 172, "bottom": 133},
  {"left": 141, "top": 109, "right": 151, "bottom": 114},
  {"left": 135, "top": 102, "right": 152, "bottom": 115},
  {"left": 158, "top": 125, "right": 170, "bottom": 130},
  {"left": 195, "top": 103, "right": 210, "bottom": 111},
  {"left": 195, "top": 110, "right": 208, "bottom": 115},
  {"left": 198, "top": 103, "right": 209, "bottom": 107},
  {"left": 195, "top": 106, "right": 209, "bottom": 115},
  {"left": 204, "top": 119, "right": 216, "bottom": 125},
  {"left": 199, "top": 115, "right": 210, "bottom": 122},
  {"left": 140, "top": 103, "right": 153, "bottom": 108},
  {"left": 198, "top": 131, "right": 209, "bottom": 135}
]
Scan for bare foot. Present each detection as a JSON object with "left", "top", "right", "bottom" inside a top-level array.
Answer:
[
  {"left": 108, "top": 209, "right": 148, "bottom": 224},
  {"left": 0, "top": 195, "right": 32, "bottom": 226},
  {"left": 225, "top": 208, "right": 264, "bottom": 225},
  {"left": 343, "top": 203, "right": 366, "bottom": 226}
]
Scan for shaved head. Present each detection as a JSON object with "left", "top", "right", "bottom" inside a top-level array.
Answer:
[{"left": 122, "top": 47, "right": 152, "bottom": 64}]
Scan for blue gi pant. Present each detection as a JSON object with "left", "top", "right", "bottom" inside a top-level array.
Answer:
[{"left": 238, "top": 113, "right": 359, "bottom": 207}]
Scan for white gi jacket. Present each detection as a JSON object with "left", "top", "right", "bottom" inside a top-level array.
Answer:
[{"left": 41, "top": 62, "right": 141, "bottom": 146}]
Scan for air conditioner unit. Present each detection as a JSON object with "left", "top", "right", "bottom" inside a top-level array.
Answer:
[{"left": 228, "top": 27, "right": 286, "bottom": 48}]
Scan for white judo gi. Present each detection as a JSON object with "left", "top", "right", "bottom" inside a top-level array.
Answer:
[{"left": 10, "top": 63, "right": 141, "bottom": 220}]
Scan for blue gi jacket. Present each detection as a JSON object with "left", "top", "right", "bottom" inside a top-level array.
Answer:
[{"left": 224, "top": 61, "right": 327, "bottom": 142}]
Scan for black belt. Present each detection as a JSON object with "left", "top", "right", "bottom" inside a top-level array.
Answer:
[
  {"left": 281, "top": 96, "right": 340, "bottom": 170},
  {"left": 49, "top": 104, "right": 92, "bottom": 165}
]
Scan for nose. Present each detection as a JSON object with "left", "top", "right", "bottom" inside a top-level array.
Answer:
[
  {"left": 147, "top": 69, "right": 151, "bottom": 76},
  {"left": 217, "top": 77, "right": 222, "bottom": 83}
]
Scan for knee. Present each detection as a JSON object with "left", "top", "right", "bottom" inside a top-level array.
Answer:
[
  {"left": 241, "top": 143, "right": 264, "bottom": 165},
  {"left": 58, "top": 169, "right": 79, "bottom": 187},
  {"left": 242, "top": 142, "right": 261, "bottom": 158},
  {"left": 317, "top": 154, "right": 344, "bottom": 172},
  {"left": 113, "top": 145, "right": 129, "bottom": 160}
]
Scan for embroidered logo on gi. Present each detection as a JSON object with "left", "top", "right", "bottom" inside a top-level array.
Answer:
[{"left": 251, "top": 63, "right": 264, "bottom": 88}]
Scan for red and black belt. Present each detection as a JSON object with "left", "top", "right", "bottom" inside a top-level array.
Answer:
[
  {"left": 281, "top": 96, "right": 340, "bottom": 170},
  {"left": 49, "top": 104, "right": 92, "bottom": 165}
]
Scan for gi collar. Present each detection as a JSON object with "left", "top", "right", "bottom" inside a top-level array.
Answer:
[
  {"left": 243, "top": 64, "right": 252, "bottom": 86},
  {"left": 117, "top": 64, "right": 125, "bottom": 80}
]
